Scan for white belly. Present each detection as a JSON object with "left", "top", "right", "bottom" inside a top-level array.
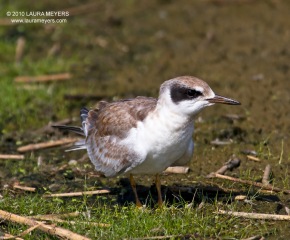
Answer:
[{"left": 130, "top": 138, "right": 193, "bottom": 174}]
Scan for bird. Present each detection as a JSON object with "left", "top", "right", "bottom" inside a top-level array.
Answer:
[{"left": 54, "top": 76, "right": 240, "bottom": 207}]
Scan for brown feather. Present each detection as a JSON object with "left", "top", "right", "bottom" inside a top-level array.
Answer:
[{"left": 87, "top": 97, "right": 157, "bottom": 139}]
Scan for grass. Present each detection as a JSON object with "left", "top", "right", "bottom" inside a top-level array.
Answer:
[
  {"left": 0, "top": 40, "right": 72, "bottom": 133},
  {"left": 1, "top": 146, "right": 284, "bottom": 239},
  {"left": 0, "top": 191, "right": 273, "bottom": 239}
]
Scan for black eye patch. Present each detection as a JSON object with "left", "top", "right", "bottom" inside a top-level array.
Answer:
[
  {"left": 170, "top": 85, "right": 203, "bottom": 103},
  {"left": 186, "top": 89, "right": 202, "bottom": 98}
]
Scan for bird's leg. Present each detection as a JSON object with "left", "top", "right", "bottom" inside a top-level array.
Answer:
[
  {"left": 155, "top": 174, "right": 163, "bottom": 207},
  {"left": 129, "top": 174, "right": 142, "bottom": 207}
]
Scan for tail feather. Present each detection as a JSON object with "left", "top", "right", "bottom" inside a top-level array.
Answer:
[
  {"left": 53, "top": 107, "right": 90, "bottom": 152},
  {"left": 52, "top": 125, "right": 85, "bottom": 136},
  {"left": 65, "top": 139, "right": 87, "bottom": 152},
  {"left": 53, "top": 125, "right": 86, "bottom": 151}
]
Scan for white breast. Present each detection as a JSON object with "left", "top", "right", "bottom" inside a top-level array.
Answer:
[{"left": 122, "top": 103, "right": 194, "bottom": 175}]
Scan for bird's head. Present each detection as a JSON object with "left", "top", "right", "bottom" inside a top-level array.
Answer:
[{"left": 159, "top": 76, "right": 240, "bottom": 117}]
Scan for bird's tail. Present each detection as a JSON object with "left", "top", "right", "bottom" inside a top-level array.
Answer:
[
  {"left": 52, "top": 125, "right": 85, "bottom": 136},
  {"left": 52, "top": 107, "right": 89, "bottom": 151}
]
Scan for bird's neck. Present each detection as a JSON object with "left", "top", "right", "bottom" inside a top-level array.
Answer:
[{"left": 153, "top": 98, "right": 194, "bottom": 132}]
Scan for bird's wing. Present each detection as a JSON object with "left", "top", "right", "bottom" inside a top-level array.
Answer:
[{"left": 85, "top": 97, "right": 157, "bottom": 177}]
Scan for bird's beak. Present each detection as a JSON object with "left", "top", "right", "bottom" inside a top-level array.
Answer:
[{"left": 207, "top": 95, "right": 241, "bottom": 105}]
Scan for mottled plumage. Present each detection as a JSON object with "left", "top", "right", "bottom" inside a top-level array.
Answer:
[{"left": 79, "top": 97, "right": 157, "bottom": 177}]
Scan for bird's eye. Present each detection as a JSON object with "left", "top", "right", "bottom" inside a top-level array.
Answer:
[{"left": 186, "top": 89, "right": 202, "bottom": 98}]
